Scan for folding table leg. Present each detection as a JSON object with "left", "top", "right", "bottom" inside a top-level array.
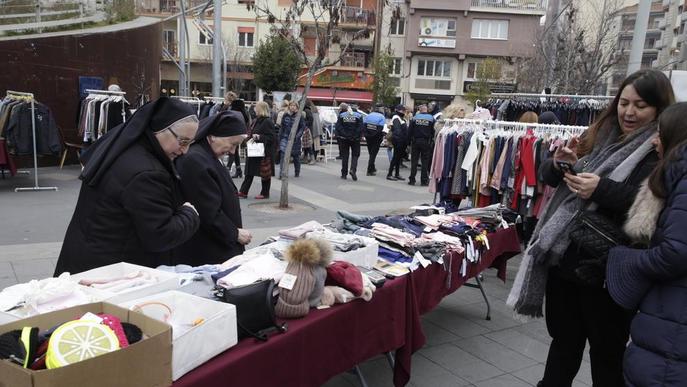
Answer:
[
  {"left": 474, "top": 275, "right": 491, "bottom": 320},
  {"left": 348, "top": 365, "right": 369, "bottom": 387},
  {"left": 385, "top": 351, "right": 395, "bottom": 369}
]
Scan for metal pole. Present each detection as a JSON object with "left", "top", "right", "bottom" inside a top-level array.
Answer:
[
  {"left": 179, "top": 0, "right": 189, "bottom": 96},
  {"left": 212, "top": 0, "right": 222, "bottom": 97},
  {"left": 627, "top": 0, "right": 652, "bottom": 75},
  {"left": 35, "top": 0, "right": 42, "bottom": 34}
]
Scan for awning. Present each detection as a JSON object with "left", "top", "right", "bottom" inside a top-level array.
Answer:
[{"left": 296, "top": 87, "right": 373, "bottom": 103}]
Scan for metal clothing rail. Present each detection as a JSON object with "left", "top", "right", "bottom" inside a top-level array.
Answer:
[
  {"left": 489, "top": 92, "right": 614, "bottom": 100},
  {"left": 171, "top": 96, "right": 203, "bottom": 115},
  {"left": 84, "top": 89, "right": 128, "bottom": 124},
  {"left": 441, "top": 118, "right": 588, "bottom": 135},
  {"left": 5, "top": 90, "right": 58, "bottom": 192}
]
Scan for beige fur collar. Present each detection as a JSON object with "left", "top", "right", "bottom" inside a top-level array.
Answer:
[{"left": 624, "top": 178, "right": 664, "bottom": 245}]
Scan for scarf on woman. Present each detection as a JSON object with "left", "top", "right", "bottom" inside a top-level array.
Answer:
[{"left": 507, "top": 123, "right": 657, "bottom": 318}]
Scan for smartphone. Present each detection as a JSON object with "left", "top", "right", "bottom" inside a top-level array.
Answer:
[{"left": 556, "top": 161, "right": 577, "bottom": 175}]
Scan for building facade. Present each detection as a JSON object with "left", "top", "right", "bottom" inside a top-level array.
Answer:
[
  {"left": 137, "top": 0, "right": 380, "bottom": 105},
  {"left": 379, "top": 0, "right": 545, "bottom": 109}
]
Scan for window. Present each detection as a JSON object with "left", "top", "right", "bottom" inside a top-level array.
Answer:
[
  {"left": 447, "top": 20, "right": 456, "bottom": 37},
  {"left": 390, "top": 17, "right": 405, "bottom": 35},
  {"left": 199, "top": 32, "right": 213, "bottom": 45},
  {"left": 391, "top": 58, "right": 402, "bottom": 76},
  {"left": 163, "top": 30, "right": 176, "bottom": 55},
  {"left": 239, "top": 31, "right": 254, "bottom": 47},
  {"left": 466, "top": 62, "right": 502, "bottom": 80},
  {"left": 417, "top": 59, "right": 451, "bottom": 78},
  {"left": 419, "top": 17, "right": 457, "bottom": 38},
  {"left": 471, "top": 19, "right": 509, "bottom": 40}
]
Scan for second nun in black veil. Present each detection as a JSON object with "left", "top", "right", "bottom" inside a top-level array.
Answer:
[{"left": 175, "top": 110, "right": 254, "bottom": 265}]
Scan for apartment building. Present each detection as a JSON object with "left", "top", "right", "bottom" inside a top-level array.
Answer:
[
  {"left": 136, "top": 0, "right": 379, "bottom": 105},
  {"left": 659, "top": 0, "right": 687, "bottom": 70},
  {"left": 378, "top": 0, "right": 545, "bottom": 108}
]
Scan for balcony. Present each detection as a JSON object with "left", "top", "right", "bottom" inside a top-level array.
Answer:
[
  {"left": 682, "top": 11, "right": 687, "bottom": 22},
  {"left": 340, "top": 6, "right": 376, "bottom": 28},
  {"left": 658, "top": 18, "right": 667, "bottom": 30},
  {"left": 653, "top": 39, "right": 664, "bottom": 49},
  {"left": 678, "top": 34, "right": 687, "bottom": 43},
  {"left": 136, "top": 0, "right": 208, "bottom": 15},
  {"left": 470, "top": 0, "right": 546, "bottom": 15},
  {"left": 663, "top": 0, "right": 671, "bottom": 10}
]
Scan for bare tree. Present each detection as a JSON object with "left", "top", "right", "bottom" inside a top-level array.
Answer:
[
  {"left": 251, "top": 0, "right": 378, "bottom": 208},
  {"left": 518, "top": 0, "right": 622, "bottom": 94}
]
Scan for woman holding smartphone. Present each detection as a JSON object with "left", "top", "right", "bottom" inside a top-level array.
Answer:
[{"left": 508, "top": 69, "right": 675, "bottom": 387}]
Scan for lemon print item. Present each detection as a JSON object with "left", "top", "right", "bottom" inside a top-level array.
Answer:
[{"left": 46, "top": 320, "right": 120, "bottom": 369}]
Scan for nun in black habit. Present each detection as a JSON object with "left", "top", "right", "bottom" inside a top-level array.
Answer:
[
  {"left": 175, "top": 110, "right": 253, "bottom": 265},
  {"left": 55, "top": 97, "right": 202, "bottom": 275}
]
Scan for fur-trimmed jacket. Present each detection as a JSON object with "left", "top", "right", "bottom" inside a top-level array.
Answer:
[{"left": 607, "top": 147, "right": 687, "bottom": 387}]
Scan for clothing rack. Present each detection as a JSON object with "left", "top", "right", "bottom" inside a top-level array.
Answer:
[
  {"left": 441, "top": 118, "right": 588, "bottom": 136},
  {"left": 6, "top": 90, "right": 58, "bottom": 192},
  {"left": 489, "top": 92, "right": 614, "bottom": 101},
  {"left": 171, "top": 95, "right": 203, "bottom": 115},
  {"left": 84, "top": 89, "right": 128, "bottom": 124}
]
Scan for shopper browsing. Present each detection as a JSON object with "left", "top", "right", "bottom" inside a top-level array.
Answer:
[
  {"left": 363, "top": 104, "right": 386, "bottom": 176},
  {"left": 507, "top": 69, "right": 675, "bottom": 387},
  {"left": 175, "top": 111, "right": 252, "bottom": 265},
  {"left": 606, "top": 102, "right": 687, "bottom": 387},
  {"left": 238, "top": 101, "right": 277, "bottom": 200},
  {"left": 55, "top": 97, "right": 201, "bottom": 275}
]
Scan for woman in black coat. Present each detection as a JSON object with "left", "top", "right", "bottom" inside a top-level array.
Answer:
[
  {"left": 508, "top": 69, "right": 675, "bottom": 387},
  {"left": 607, "top": 103, "right": 687, "bottom": 387},
  {"left": 239, "top": 101, "right": 276, "bottom": 199},
  {"left": 175, "top": 111, "right": 253, "bottom": 265},
  {"left": 55, "top": 97, "right": 201, "bottom": 275}
]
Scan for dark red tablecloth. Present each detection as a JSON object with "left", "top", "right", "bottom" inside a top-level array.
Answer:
[
  {"left": 0, "top": 139, "right": 17, "bottom": 176},
  {"left": 173, "top": 228, "right": 520, "bottom": 387},
  {"left": 174, "top": 272, "right": 425, "bottom": 387},
  {"left": 412, "top": 227, "right": 521, "bottom": 316}
]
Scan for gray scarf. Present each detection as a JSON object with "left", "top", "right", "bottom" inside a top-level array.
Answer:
[{"left": 507, "top": 123, "right": 657, "bottom": 318}]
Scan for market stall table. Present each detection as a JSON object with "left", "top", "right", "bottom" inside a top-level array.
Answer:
[{"left": 173, "top": 227, "right": 520, "bottom": 387}]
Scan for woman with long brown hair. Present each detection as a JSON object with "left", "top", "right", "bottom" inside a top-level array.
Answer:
[{"left": 508, "top": 69, "right": 675, "bottom": 387}]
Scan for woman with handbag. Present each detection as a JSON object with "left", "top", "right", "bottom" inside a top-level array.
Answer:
[
  {"left": 606, "top": 103, "right": 687, "bottom": 387},
  {"left": 239, "top": 101, "right": 276, "bottom": 199},
  {"left": 175, "top": 111, "right": 253, "bottom": 265},
  {"left": 507, "top": 69, "right": 675, "bottom": 387}
]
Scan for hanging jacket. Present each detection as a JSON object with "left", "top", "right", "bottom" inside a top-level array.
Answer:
[{"left": 6, "top": 102, "right": 62, "bottom": 156}]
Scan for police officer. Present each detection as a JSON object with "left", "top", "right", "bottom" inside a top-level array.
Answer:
[
  {"left": 407, "top": 104, "right": 435, "bottom": 186},
  {"left": 335, "top": 103, "right": 363, "bottom": 180},
  {"left": 363, "top": 104, "right": 386, "bottom": 176}
]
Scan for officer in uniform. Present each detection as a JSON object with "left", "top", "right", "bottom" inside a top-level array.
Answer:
[
  {"left": 335, "top": 103, "right": 363, "bottom": 181},
  {"left": 407, "top": 104, "right": 435, "bottom": 186},
  {"left": 363, "top": 104, "right": 386, "bottom": 176}
]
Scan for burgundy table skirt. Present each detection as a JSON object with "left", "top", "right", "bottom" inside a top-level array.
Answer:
[
  {"left": 174, "top": 271, "right": 425, "bottom": 387},
  {"left": 173, "top": 227, "right": 520, "bottom": 387},
  {"left": 0, "top": 139, "right": 17, "bottom": 176}
]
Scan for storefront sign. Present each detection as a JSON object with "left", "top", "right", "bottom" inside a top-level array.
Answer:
[
  {"left": 463, "top": 81, "right": 516, "bottom": 94},
  {"left": 418, "top": 38, "right": 456, "bottom": 48}
]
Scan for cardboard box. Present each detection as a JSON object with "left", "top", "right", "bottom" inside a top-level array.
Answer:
[
  {"left": 0, "top": 302, "right": 172, "bottom": 387},
  {"left": 70, "top": 262, "right": 180, "bottom": 304},
  {"left": 120, "top": 291, "right": 237, "bottom": 380}
]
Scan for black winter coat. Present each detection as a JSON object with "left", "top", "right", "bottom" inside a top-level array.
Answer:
[
  {"left": 539, "top": 149, "right": 659, "bottom": 282},
  {"left": 608, "top": 147, "right": 687, "bottom": 387},
  {"left": 175, "top": 140, "right": 245, "bottom": 264},
  {"left": 245, "top": 116, "right": 276, "bottom": 177},
  {"left": 6, "top": 102, "right": 62, "bottom": 156},
  {"left": 55, "top": 137, "right": 200, "bottom": 275}
]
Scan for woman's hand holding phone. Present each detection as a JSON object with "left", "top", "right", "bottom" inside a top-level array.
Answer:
[{"left": 553, "top": 136, "right": 579, "bottom": 170}]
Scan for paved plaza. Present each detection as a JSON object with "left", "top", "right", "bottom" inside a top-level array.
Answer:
[{"left": 0, "top": 149, "right": 593, "bottom": 387}]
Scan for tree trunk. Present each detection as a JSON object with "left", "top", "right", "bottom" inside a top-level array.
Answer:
[{"left": 278, "top": 65, "right": 319, "bottom": 208}]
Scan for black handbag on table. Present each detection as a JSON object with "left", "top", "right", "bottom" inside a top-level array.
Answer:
[
  {"left": 569, "top": 210, "right": 628, "bottom": 260},
  {"left": 216, "top": 279, "right": 287, "bottom": 342}
]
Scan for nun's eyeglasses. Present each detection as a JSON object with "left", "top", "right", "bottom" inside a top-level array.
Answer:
[{"left": 165, "top": 127, "right": 194, "bottom": 147}]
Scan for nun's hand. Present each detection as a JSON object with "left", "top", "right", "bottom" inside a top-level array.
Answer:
[
  {"left": 237, "top": 228, "right": 252, "bottom": 245},
  {"left": 182, "top": 202, "right": 199, "bottom": 216}
]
